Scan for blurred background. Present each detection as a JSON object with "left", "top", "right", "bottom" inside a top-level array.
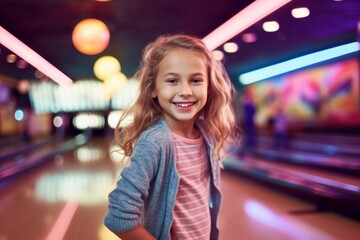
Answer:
[{"left": 0, "top": 0, "right": 359, "bottom": 239}]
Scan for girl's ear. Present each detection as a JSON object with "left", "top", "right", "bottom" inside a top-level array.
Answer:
[
  {"left": 151, "top": 78, "right": 157, "bottom": 98},
  {"left": 151, "top": 90, "right": 157, "bottom": 98}
]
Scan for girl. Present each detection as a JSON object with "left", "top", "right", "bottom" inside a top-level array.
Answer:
[{"left": 104, "top": 34, "right": 239, "bottom": 240}]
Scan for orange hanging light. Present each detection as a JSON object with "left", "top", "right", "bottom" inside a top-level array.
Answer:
[{"left": 72, "top": 18, "right": 110, "bottom": 55}]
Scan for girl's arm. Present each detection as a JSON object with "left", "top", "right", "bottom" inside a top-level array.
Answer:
[
  {"left": 105, "top": 138, "right": 161, "bottom": 238},
  {"left": 116, "top": 224, "right": 156, "bottom": 240}
]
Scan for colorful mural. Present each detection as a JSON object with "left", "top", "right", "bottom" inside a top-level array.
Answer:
[{"left": 246, "top": 58, "right": 359, "bottom": 127}]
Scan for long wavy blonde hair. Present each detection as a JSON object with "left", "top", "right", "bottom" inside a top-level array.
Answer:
[{"left": 115, "top": 34, "right": 239, "bottom": 162}]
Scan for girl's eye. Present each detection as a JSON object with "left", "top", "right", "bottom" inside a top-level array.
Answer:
[
  {"left": 166, "top": 79, "right": 178, "bottom": 84},
  {"left": 191, "top": 79, "right": 203, "bottom": 84}
]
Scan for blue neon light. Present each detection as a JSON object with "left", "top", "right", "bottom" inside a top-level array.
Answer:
[{"left": 239, "top": 42, "right": 359, "bottom": 85}]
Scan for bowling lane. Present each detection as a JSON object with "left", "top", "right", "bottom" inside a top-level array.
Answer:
[
  {"left": 0, "top": 137, "right": 120, "bottom": 240},
  {"left": 219, "top": 171, "right": 360, "bottom": 240},
  {"left": 0, "top": 136, "right": 360, "bottom": 240},
  {"left": 235, "top": 154, "right": 360, "bottom": 187}
]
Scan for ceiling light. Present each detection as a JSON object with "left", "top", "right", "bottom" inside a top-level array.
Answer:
[
  {"left": 223, "top": 42, "right": 239, "bottom": 53},
  {"left": 202, "top": 0, "right": 291, "bottom": 50},
  {"left": 72, "top": 18, "right": 110, "bottom": 55},
  {"left": 0, "top": 26, "right": 73, "bottom": 86},
  {"left": 18, "top": 79, "right": 30, "bottom": 93},
  {"left": 35, "top": 70, "right": 44, "bottom": 79},
  {"left": 104, "top": 72, "right": 127, "bottom": 98},
  {"left": 212, "top": 50, "right": 224, "bottom": 61},
  {"left": 291, "top": 7, "right": 310, "bottom": 18},
  {"left": 6, "top": 53, "right": 17, "bottom": 63},
  {"left": 262, "top": 21, "right": 280, "bottom": 32},
  {"left": 17, "top": 59, "right": 28, "bottom": 69},
  {"left": 94, "top": 56, "right": 121, "bottom": 81},
  {"left": 242, "top": 33, "right": 257, "bottom": 43},
  {"left": 239, "top": 42, "right": 359, "bottom": 85}
]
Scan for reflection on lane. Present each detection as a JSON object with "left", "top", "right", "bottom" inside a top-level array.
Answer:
[
  {"left": 35, "top": 171, "right": 113, "bottom": 205},
  {"left": 75, "top": 146, "right": 106, "bottom": 163},
  {"left": 244, "top": 200, "right": 334, "bottom": 240}
]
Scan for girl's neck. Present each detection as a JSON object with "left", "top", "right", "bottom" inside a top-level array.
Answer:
[
  {"left": 166, "top": 121, "right": 200, "bottom": 139},
  {"left": 172, "top": 128, "right": 200, "bottom": 139}
]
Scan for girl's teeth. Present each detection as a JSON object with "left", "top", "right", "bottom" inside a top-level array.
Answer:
[{"left": 176, "top": 103, "right": 193, "bottom": 107}]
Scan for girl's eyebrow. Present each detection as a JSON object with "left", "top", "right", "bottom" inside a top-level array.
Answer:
[
  {"left": 163, "top": 72, "right": 178, "bottom": 76},
  {"left": 162, "top": 72, "right": 205, "bottom": 77},
  {"left": 191, "top": 73, "right": 205, "bottom": 76}
]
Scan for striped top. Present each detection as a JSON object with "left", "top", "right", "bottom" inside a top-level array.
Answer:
[{"left": 170, "top": 132, "right": 211, "bottom": 240}]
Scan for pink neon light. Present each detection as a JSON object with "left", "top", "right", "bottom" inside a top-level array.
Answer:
[
  {"left": 202, "top": 0, "right": 291, "bottom": 50},
  {"left": 45, "top": 200, "right": 78, "bottom": 240},
  {"left": 0, "top": 26, "right": 73, "bottom": 86}
]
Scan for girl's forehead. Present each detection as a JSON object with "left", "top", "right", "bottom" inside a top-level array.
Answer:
[
  {"left": 162, "top": 48, "right": 207, "bottom": 63},
  {"left": 158, "top": 49, "right": 207, "bottom": 72}
]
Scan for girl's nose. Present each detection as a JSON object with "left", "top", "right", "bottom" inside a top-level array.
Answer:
[{"left": 179, "top": 83, "right": 192, "bottom": 96}]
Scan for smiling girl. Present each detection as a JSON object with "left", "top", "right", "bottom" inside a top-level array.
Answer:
[{"left": 104, "top": 34, "right": 239, "bottom": 240}]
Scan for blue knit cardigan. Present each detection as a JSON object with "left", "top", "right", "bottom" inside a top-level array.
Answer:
[{"left": 104, "top": 118, "right": 222, "bottom": 240}]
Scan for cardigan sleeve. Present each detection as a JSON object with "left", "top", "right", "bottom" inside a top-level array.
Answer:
[{"left": 104, "top": 138, "right": 160, "bottom": 233}]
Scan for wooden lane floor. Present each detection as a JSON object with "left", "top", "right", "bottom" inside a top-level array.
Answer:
[
  {"left": 219, "top": 171, "right": 360, "bottom": 240},
  {"left": 0, "top": 137, "right": 120, "bottom": 240},
  {"left": 0, "top": 136, "right": 359, "bottom": 240}
]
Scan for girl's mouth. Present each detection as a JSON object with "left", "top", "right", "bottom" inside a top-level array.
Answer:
[{"left": 174, "top": 102, "right": 195, "bottom": 108}]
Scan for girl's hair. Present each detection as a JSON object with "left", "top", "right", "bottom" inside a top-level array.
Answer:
[{"left": 115, "top": 34, "right": 239, "bottom": 162}]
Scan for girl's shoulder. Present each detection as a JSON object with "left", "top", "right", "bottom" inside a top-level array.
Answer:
[{"left": 137, "top": 119, "right": 173, "bottom": 145}]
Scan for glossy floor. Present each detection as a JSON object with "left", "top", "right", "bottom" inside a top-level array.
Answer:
[{"left": 0, "top": 137, "right": 359, "bottom": 240}]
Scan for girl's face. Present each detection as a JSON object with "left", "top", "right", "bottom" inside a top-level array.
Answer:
[{"left": 152, "top": 48, "right": 209, "bottom": 132}]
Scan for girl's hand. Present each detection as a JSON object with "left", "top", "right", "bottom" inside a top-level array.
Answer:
[{"left": 116, "top": 224, "right": 156, "bottom": 240}]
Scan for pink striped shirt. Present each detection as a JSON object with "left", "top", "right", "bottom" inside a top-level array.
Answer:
[{"left": 170, "top": 132, "right": 211, "bottom": 240}]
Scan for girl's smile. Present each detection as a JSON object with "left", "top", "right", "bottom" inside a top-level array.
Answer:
[{"left": 173, "top": 101, "right": 197, "bottom": 110}]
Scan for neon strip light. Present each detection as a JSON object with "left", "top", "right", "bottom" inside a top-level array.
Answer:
[
  {"left": 239, "top": 42, "right": 360, "bottom": 85},
  {"left": 45, "top": 200, "right": 78, "bottom": 240},
  {"left": 0, "top": 26, "right": 73, "bottom": 86},
  {"left": 202, "top": 0, "right": 291, "bottom": 51}
]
